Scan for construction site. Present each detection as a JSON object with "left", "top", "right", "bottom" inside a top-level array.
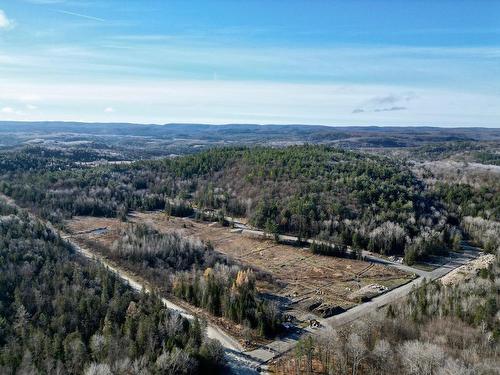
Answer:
[{"left": 65, "top": 211, "right": 414, "bottom": 325}]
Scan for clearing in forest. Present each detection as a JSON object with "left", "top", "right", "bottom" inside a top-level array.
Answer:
[{"left": 66, "top": 212, "right": 413, "bottom": 322}]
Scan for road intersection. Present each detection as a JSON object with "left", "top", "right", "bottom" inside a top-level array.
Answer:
[{"left": 1, "top": 197, "right": 483, "bottom": 374}]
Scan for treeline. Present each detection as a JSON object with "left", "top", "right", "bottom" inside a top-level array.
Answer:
[
  {"left": 0, "top": 146, "right": 119, "bottom": 172},
  {"left": 410, "top": 141, "right": 485, "bottom": 161},
  {"left": 0, "top": 205, "right": 225, "bottom": 374},
  {"left": 432, "top": 179, "right": 499, "bottom": 253},
  {"left": 310, "top": 241, "right": 350, "bottom": 258},
  {"left": 434, "top": 182, "right": 499, "bottom": 221},
  {"left": 100, "top": 225, "right": 281, "bottom": 337},
  {"left": 110, "top": 224, "right": 218, "bottom": 273},
  {"left": 462, "top": 216, "right": 500, "bottom": 252},
  {"left": 409, "top": 140, "right": 500, "bottom": 165},
  {"left": 173, "top": 267, "right": 281, "bottom": 338},
  {"left": 165, "top": 198, "right": 195, "bottom": 218},
  {"left": 474, "top": 151, "right": 500, "bottom": 166},
  {"left": 276, "top": 248, "right": 500, "bottom": 375}
]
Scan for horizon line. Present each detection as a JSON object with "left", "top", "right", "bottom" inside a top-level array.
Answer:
[{"left": 0, "top": 120, "right": 498, "bottom": 130}]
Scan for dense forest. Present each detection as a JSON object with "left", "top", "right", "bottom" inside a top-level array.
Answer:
[
  {"left": 409, "top": 141, "right": 499, "bottom": 163},
  {"left": 0, "top": 204, "right": 225, "bottom": 374},
  {"left": 419, "top": 159, "right": 500, "bottom": 252},
  {"left": 276, "top": 248, "right": 500, "bottom": 375},
  {"left": 84, "top": 224, "right": 281, "bottom": 337},
  {"left": 0, "top": 145, "right": 468, "bottom": 263},
  {"left": 0, "top": 143, "right": 498, "bottom": 266},
  {"left": 0, "top": 130, "right": 498, "bottom": 374}
]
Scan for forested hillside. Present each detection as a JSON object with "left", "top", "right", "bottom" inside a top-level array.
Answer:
[
  {"left": 0, "top": 204, "right": 224, "bottom": 374},
  {"left": 0, "top": 145, "right": 462, "bottom": 262},
  {"left": 0, "top": 135, "right": 498, "bottom": 374},
  {"left": 419, "top": 159, "right": 500, "bottom": 252}
]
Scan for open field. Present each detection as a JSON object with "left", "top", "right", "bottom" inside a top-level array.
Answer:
[{"left": 66, "top": 212, "right": 414, "bottom": 322}]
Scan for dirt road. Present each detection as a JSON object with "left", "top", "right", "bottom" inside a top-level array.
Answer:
[
  {"left": 0, "top": 195, "right": 261, "bottom": 373},
  {"left": 245, "top": 242, "right": 482, "bottom": 369},
  {"left": 71, "top": 232, "right": 481, "bottom": 373},
  {"left": 1, "top": 196, "right": 483, "bottom": 374},
  {"left": 63, "top": 236, "right": 262, "bottom": 373}
]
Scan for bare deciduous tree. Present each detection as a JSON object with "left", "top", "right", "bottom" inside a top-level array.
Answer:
[
  {"left": 84, "top": 363, "right": 112, "bottom": 375},
  {"left": 347, "top": 333, "right": 367, "bottom": 375},
  {"left": 399, "top": 340, "right": 445, "bottom": 375}
]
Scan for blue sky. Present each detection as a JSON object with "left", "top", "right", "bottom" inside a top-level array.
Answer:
[{"left": 0, "top": 0, "right": 499, "bottom": 126}]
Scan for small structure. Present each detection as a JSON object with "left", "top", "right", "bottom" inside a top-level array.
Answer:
[{"left": 309, "top": 319, "right": 321, "bottom": 328}]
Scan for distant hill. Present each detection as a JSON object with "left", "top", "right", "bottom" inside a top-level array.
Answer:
[{"left": 1, "top": 121, "right": 499, "bottom": 147}]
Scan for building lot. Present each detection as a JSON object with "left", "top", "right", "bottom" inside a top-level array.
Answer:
[{"left": 66, "top": 212, "right": 413, "bottom": 323}]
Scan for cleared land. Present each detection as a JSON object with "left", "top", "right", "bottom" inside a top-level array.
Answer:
[
  {"left": 66, "top": 212, "right": 413, "bottom": 323},
  {"left": 440, "top": 253, "right": 495, "bottom": 286}
]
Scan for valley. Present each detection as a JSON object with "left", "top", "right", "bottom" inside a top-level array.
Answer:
[{"left": 0, "top": 124, "right": 498, "bottom": 374}]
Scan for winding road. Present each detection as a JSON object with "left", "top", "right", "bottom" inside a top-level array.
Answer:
[
  {"left": 63, "top": 238, "right": 263, "bottom": 373},
  {"left": 66, "top": 217, "right": 482, "bottom": 373},
  {"left": 1, "top": 196, "right": 482, "bottom": 374},
  {"left": 0, "top": 194, "right": 263, "bottom": 372},
  {"left": 241, "top": 241, "right": 481, "bottom": 370}
]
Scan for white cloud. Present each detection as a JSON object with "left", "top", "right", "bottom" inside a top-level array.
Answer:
[
  {"left": 0, "top": 10, "right": 13, "bottom": 30},
  {"left": 56, "top": 10, "right": 105, "bottom": 22},
  {"left": 104, "top": 107, "right": 114, "bottom": 113},
  {"left": 0, "top": 106, "right": 25, "bottom": 117},
  {"left": 26, "top": 104, "right": 38, "bottom": 110}
]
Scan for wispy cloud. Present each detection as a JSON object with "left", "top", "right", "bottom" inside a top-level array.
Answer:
[
  {"left": 353, "top": 93, "right": 416, "bottom": 114},
  {"left": 2, "top": 41, "right": 499, "bottom": 93},
  {"left": 55, "top": 9, "right": 105, "bottom": 22},
  {"left": 374, "top": 106, "right": 407, "bottom": 112},
  {"left": 1, "top": 79, "right": 499, "bottom": 126},
  {"left": 110, "top": 34, "right": 177, "bottom": 42},
  {"left": 367, "top": 93, "right": 416, "bottom": 106},
  {"left": 27, "top": 0, "right": 66, "bottom": 4},
  {"left": 104, "top": 106, "right": 114, "bottom": 113},
  {"left": 0, "top": 10, "right": 14, "bottom": 30}
]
